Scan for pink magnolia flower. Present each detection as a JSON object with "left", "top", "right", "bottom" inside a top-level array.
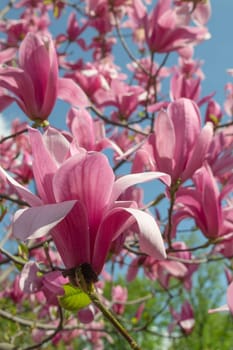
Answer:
[
  {"left": 143, "top": 0, "right": 210, "bottom": 53},
  {"left": 175, "top": 0, "right": 211, "bottom": 26},
  {"left": 0, "top": 127, "right": 170, "bottom": 276},
  {"left": 126, "top": 254, "right": 189, "bottom": 288},
  {"left": 112, "top": 285, "right": 128, "bottom": 315},
  {"left": 56, "top": 12, "right": 88, "bottom": 47},
  {"left": 174, "top": 163, "right": 233, "bottom": 240},
  {"left": 205, "top": 99, "right": 222, "bottom": 125},
  {"left": 207, "top": 126, "right": 233, "bottom": 182},
  {"left": 20, "top": 261, "right": 66, "bottom": 305},
  {"left": 94, "top": 79, "right": 145, "bottom": 121},
  {"left": 0, "top": 32, "right": 88, "bottom": 122},
  {"left": 148, "top": 98, "right": 213, "bottom": 183},
  {"left": 169, "top": 301, "right": 195, "bottom": 335},
  {"left": 170, "top": 56, "right": 204, "bottom": 102},
  {"left": 66, "top": 107, "right": 123, "bottom": 155}
]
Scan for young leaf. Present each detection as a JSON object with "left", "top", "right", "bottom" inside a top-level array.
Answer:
[{"left": 59, "top": 284, "right": 91, "bottom": 311}]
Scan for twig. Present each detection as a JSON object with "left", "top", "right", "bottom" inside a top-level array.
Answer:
[{"left": 0, "top": 129, "right": 28, "bottom": 144}]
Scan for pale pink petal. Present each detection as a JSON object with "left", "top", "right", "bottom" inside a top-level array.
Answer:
[
  {"left": 227, "top": 281, "right": 233, "bottom": 314},
  {"left": 13, "top": 201, "right": 77, "bottom": 240},
  {"left": 92, "top": 207, "right": 137, "bottom": 274},
  {"left": 152, "top": 110, "right": 175, "bottom": 175},
  {"left": 67, "top": 107, "right": 95, "bottom": 150},
  {"left": 93, "top": 207, "right": 166, "bottom": 274},
  {"left": 169, "top": 98, "right": 201, "bottom": 178},
  {"left": 193, "top": 2, "right": 211, "bottom": 26},
  {"left": 58, "top": 77, "right": 89, "bottom": 108},
  {"left": 29, "top": 127, "right": 58, "bottom": 203},
  {"left": 19, "top": 262, "right": 41, "bottom": 293},
  {"left": 0, "top": 47, "right": 17, "bottom": 64},
  {"left": 160, "top": 260, "right": 188, "bottom": 277},
  {"left": 208, "top": 305, "right": 229, "bottom": 314},
  {"left": 111, "top": 171, "right": 171, "bottom": 203},
  {"left": 127, "top": 208, "right": 166, "bottom": 259},
  {"left": 0, "top": 90, "right": 14, "bottom": 111},
  {"left": 42, "top": 127, "right": 70, "bottom": 166},
  {"left": 0, "top": 166, "right": 42, "bottom": 206}
]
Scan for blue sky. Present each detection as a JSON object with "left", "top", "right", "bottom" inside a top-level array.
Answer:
[
  {"left": 1, "top": 1, "right": 233, "bottom": 129},
  {"left": 196, "top": 1, "right": 233, "bottom": 106}
]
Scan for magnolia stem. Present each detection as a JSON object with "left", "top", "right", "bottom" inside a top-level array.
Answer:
[{"left": 88, "top": 287, "right": 142, "bottom": 350}]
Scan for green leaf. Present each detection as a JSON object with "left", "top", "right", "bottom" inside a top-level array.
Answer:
[{"left": 59, "top": 284, "right": 91, "bottom": 311}]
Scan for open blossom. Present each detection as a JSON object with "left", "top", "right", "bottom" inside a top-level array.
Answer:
[
  {"left": 66, "top": 107, "right": 123, "bottom": 155},
  {"left": 173, "top": 163, "right": 233, "bottom": 240},
  {"left": 170, "top": 56, "right": 204, "bottom": 102},
  {"left": 0, "top": 127, "right": 170, "bottom": 276},
  {"left": 0, "top": 32, "right": 88, "bottom": 122},
  {"left": 143, "top": 0, "right": 210, "bottom": 53}
]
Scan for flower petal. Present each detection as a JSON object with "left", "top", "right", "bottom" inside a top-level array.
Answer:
[
  {"left": 13, "top": 201, "right": 77, "bottom": 240},
  {"left": 52, "top": 201, "right": 90, "bottom": 269},
  {"left": 182, "top": 122, "right": 213, "bottom": 181},
  {"left": 58, "top": 77, "right": 89, "bottom": 108},
  {"left": 0, "top": 166, "right": 42, "bottom": 206},
  {"left": 93, "top": 207, "right": 166, "bottom": 274},
  {"left": 29, "top": 127, "right": 58, "bottom": 203},
  {"left": 111, "top": 171, "right": 171, "bottom": 202},
  {"left": 227, "top": 281, "right": 233, "bottom": 315},
  {"left": 53, "top": 152, "right": 115, "bottom": 248}
]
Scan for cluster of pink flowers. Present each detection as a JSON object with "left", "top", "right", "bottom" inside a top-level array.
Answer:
[{"left": 0, "top": 0, "right": 233, "bottom": 348}]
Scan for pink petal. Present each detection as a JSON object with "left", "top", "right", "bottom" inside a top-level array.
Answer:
[
  {"left": 41, "top": 127, "right": 70, "bottom": 166},
  {"left": 78, "top": 306, "right": 95, "bottom": 324},
  {"left": 19, "top": 33, "right": 54, "bottom": 109},
  {"left": 13, "top": 201, "right": 77, "bottom": 240},
  {"left": 67, "top": 107, "right": 95, "bottom": 150},
  {"left": 53, "top": 151, "right": 115, "bottom": 248},
  {"left": 227, "top": 281, "right": 233, "bottom": 315},
  {"left": 208, "top": 305, "right": 229, "bottom": 314},
  {"left": 58, "top": 77, "right": 89, "bottom": 108},
  {"left": 0, "top": 166, "right": 42, "bottom": 206},
  {"left": 52, "top": 201, "right": 90, "bottom": 268},
  {"left": 111, "top": 171, "right": 171, "bottom": 203},
  {"left": 0, "top": 67, "right": 36, "bottom": 116},
  {"left": 19, "top": 262, "right": 41, "bottom": 293},
  {"left": 0, "top": 47, "right": 17, "bottom": 64},
  {"left": 160, "top": 260, "right": 188, "bottom": 277},
  {"left": 92, "top": 207, "right": 137, "bottom": 274},
  {"left": 29, "top": 127, "right": 58, "bottom": 203},
  {"left": 93, "top": 207, "right": 166, "bottom": 274},
  {"left": 126, "top": 208, "right": 166, "bottom": 259},
  {"left": 182, "top": 122, "right": 213, "bottom": 181},
  {"left": 169, "top": 98, "right": 201, "bottom": 179},
  {"left": 152, "top": 110, "right": 175, "bottom": 175}
]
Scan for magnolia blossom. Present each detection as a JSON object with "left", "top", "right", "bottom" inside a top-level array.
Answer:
[
  {"left": 172, "top": 164, "right": 233, "bottom": 240},
  {"left": 143, "top": 0, "right": 210, "bottom": 53},
  {"left": 0, "top": 32, "right": 88, "bottom": 122},
  {"left": 169, "top": 301, "right": 195, "bottom": 335},
  {"left": 0, "top": 127, "right": 170, "bottom": 277},
  {"left": 134, "top": 98, "right": 213, "bottom": 183}
]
